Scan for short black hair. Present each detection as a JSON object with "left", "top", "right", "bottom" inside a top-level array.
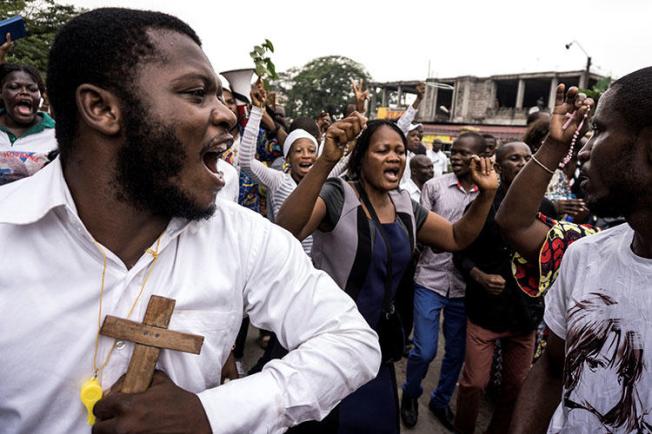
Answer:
[
  {"left": 523, "top": 117, "right": 550, "bottom": 152},
  {"left": 46, "top": 8, "right": 201, "bottom": 162},
  {"left": 410, "top": 154, "right": 431, "bottom": 170},
  {"left": 526, "top": 110, "right": 550, "bottom": 126},
  {"left": 454, "top": 131, "right": 486, "bottom": 154},
  {"left": 610, "top": 67, "right": 652, "bottom": 133},
  {"left": 495, "top": 141, "right": 528, "bottom": 163},
  {"left": 289, "top": 117, "right": 320, "bottom": 140},
  {"left": 0, "top": 63, "right": 45, "bottom": 94},
  {"left": 346, "top": 119, "right": 407, "bottom": 180}
]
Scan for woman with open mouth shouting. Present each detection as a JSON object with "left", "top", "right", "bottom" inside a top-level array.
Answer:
[
  {"left": 275, "top": 113, "right": 498, "bottom": 434},
  {"left": 239, "top": 82, "right": 349, "bottom": 256},
  {"left": 0, "top": 63, "right": 57, "bottom": 185}
]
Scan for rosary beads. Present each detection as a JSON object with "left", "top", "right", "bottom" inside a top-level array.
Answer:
[{"left": 560, "top": 107, "right": 588, "bottom": 168}]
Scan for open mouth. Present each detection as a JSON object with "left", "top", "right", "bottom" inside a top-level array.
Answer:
[
  {"left": 298, "top": 162, "right": 313, "bottom": 170},
  {"left": 383, "top": 167, "right": 400, "bottom": 182},
  {"left": 202, "top": 151, "right": 221, "bottom": 174},
  {"left": 201, "top": 134, "right": 233, "bottom": 178},
  {"left": 14, "top": 99, "right": 34, "bottom": 116}
]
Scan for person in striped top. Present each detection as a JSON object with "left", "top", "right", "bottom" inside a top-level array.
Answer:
[{"left": 239, "top": 85, "right": 348, "bottom": 255}]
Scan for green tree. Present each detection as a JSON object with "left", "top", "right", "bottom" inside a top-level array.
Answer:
[
  {"left": 282, "top": 55, "right": 371, "bottom": 119},
  {"left": 0, "top": 0, "right": 84, "bottom": 73},
  {"left": 581, "top": 76, "right": 612, "bottom": 103}
]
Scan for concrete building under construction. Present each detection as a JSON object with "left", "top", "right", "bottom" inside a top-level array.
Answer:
[{"left": 369, "top": 69, "right": 607, "bottom": 143}]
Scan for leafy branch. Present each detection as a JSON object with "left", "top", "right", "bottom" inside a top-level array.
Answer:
[{"left": 250, "top": 39, "right": 278, "bottom": 80}]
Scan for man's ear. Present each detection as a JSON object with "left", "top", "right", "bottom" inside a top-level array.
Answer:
[{"left": 75, "top": 84, "right": 121, "bottom": 136}]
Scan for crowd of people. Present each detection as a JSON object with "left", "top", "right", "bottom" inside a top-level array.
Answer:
[{"left": 1, "top": 6, "right": 651, "bottom": 434}]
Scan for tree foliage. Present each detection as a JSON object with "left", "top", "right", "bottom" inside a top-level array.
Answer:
[
  {"left": 279, "top": 56, "right": 371, "bottom": 119},
  {"left": 581, "top": 76, "right": 612, "bottom": 103},
  {"left": 0, "top": 0, "right": 84, "bottom": 73}
]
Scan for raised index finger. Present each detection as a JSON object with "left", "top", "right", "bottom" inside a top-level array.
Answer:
[
  {"left": 554, "top": 83, "right": 566, "bottom": 108},
  {"left": 350, "top": 77, "right": 358, "bottom": 90}
]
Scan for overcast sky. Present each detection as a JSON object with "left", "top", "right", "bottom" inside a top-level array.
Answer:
[{"left": 63, "top": 0, "right": 651, "bottom": 82}]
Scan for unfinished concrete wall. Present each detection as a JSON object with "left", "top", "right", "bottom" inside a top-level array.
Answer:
[{"left": 451, "top": 77, "right": 494, "bottom": 123}]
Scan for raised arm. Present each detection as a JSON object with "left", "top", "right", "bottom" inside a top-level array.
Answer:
[
  {"left": 239, "top": 91, "right": 285, "bottom": 192},
  {"left": 417, "top": 156, "right": 499, "bottom": 252},
  {"left": 276, "top": 113, "right": 367, "bottom": 240},
  {"left": 328, "top": 154, "right": 350, "bottom": 178},
  {"left": 396, "top": 82, "right": 425, "bottom": 136},
  {"left": 509, "top": 329, "right": 565, "bottom": 434},
  {"left": 495, "top": 85, "right": 593, "bottom": 261},
  {"left": 253, "top": 79, "right": 288, "bottom": 146},
  {"left": 198, "top": 216, "right": 381, "bottom": 433},
  {"left": 351, "top": 78, "right": 369, "bottom": 114},
  {"left": 0, "top": 33, "right": 13, "bottom": 65}
]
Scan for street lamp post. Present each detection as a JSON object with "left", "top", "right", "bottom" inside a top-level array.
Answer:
[{"left": 565, "top": 40, "right": 592, "bottom": 89}]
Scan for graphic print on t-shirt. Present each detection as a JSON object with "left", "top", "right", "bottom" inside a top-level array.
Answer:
[
  {"left": 563, "top": 291, "right": 650, "bottom": 433},
  {"left": 0, "top": 150, "right": 49, "bottom": 185}
]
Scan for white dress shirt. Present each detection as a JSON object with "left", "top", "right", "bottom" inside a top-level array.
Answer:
[
  {"left": 216, "top": 158, "right": 238, "bottom": 202},
  {"left": 426, "top": 149, "right": 449, "bottom": 178},
  {"left": 402, "top": 177, "right": 422, "bottom": 202},
  {"left": 0, "top": 159, "right": 381, "bottom": 434},
  {"left": 396, "top": 105, "right": 418, "bottom": 187}
]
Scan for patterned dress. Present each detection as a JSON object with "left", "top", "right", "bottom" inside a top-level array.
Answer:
[
  {"left": 511, "top": 213, "right": 599, "bottom": 359},
  {"left": 513, "top": 213, "right": 599, "bottom": 298},
  {"left": 222, "top": 125, "right": 282, "bottom": 215}
]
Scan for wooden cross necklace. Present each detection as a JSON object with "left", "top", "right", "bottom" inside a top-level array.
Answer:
[
  {"left": 80, "top": 236, "right": 163, "bottom": 425},
  {"left": 79, "top": 236, "right": 204, "bottom": 426}
]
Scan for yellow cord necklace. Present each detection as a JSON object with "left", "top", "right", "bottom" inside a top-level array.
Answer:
[{"left": 80, "top": 236, "right": 162, "bottom": 425}]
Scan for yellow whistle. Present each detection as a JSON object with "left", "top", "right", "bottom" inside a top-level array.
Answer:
[{"left": 80, "top": 377, "right": 103, "bottom": 426}]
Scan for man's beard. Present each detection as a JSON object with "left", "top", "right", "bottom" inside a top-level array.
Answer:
[
  {"left": 585, "top": 157, "right": 638, "bottom": 219},
  {"left": 587, "top": 185, "right": 634, "bottom": 218},
  {"left": 113, "top": 96, "right": 216, "bottom": 221}
]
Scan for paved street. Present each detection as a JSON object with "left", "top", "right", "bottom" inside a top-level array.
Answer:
[{"left": 241, "top": 326, "right": 494, "bottom": 433}]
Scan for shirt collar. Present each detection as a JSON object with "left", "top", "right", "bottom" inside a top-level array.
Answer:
[
  {"left": 0, "top": 158, "right": 194, "bottom": 238},
  {"left": 0, "top": 157, "right": 72, "bottom": 225},
  {"left": 0, "top": 111, "right": 55, "bottom": 144},
  {"left": 447, "top": 174, "right": 479, "bottom": 193}
]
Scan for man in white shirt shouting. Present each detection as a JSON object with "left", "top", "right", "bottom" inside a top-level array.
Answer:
[{"left": 0, "top": 8, "right": 380, "bottom": 434}]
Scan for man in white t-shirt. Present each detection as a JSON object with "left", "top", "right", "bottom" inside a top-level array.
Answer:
[
  {"left": 510, "top": 67, "right": 652, "bottom": 434},
  {"left": 427, "top": 138, "right": 449, "bottom": 178}
]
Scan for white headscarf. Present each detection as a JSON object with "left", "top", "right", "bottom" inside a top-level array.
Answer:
[{"left": 283, "top": 129, "right": 319, "bottom": 159}]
